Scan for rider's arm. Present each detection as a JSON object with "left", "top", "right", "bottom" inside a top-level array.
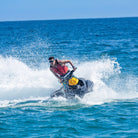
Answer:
[
  {"left": 50, "top": 68, "right": 61, "bottom": 80},
  {"left": 57, "top": 60, "right": 76, "bottom": 70}
]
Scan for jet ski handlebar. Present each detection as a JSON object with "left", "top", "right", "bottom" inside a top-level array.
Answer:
[{"left": 61, "top": 69, "right": 76, "bottom": 82}]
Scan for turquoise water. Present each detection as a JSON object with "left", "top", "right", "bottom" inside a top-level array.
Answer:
[{"left": 0, "top": 17, "right": 138, "bottom": 137}]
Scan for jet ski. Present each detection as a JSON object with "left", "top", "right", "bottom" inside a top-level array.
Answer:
[{"left": 50, "top": 70, "right": 94, "bottom": 99}]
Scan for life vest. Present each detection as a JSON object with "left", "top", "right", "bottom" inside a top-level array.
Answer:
[{"left": 50, "top": 60, "right": 69, "bottom": 76}]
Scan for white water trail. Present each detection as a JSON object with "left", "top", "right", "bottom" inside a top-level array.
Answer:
[
  {"left": 0, "top": 56, "right": 59, "bottom": 100},
  {"left": 0, "top": 56, "right": 137, "bottom": 107}
]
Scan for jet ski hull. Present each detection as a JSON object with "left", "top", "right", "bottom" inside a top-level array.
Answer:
[{"left": 50, "top": 78, "right": 94, "bottom": 99}]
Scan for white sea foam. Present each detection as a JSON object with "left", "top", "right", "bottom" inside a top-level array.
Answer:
[
  {"left": 0, "top": 56, "right": 59, "bottom": 100},
  {"left": 0, "top": 56, "right": 137, "bottom": 107}
]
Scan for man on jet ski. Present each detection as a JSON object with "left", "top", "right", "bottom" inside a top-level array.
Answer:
[
  {"left": 48, "top": 56, "right": 77, "bottom": 84},
  {"left": 49, "top": 57, "right": 94, "bottom": 98}
]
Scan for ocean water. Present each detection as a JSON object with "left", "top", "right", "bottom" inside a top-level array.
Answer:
[{"left": 0, "top": 17, "right": 138, "bottom": 137}]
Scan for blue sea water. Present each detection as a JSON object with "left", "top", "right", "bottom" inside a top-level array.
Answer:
[{"left": 0, "top": 17, "right": 138, "bottom": 137}]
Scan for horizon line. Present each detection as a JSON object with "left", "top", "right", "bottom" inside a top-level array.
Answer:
[{"left": 0, "top": 16, "right": 137, "bottom": 22}]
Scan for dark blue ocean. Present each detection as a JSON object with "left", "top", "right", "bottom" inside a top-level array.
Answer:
[{"left": 0, "top": 17, "right": 138, "bottom": 137}]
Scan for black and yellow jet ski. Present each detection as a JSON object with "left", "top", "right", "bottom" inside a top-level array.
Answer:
[{"left": 50, "top": 70, "right": 94, "bottom": 99}]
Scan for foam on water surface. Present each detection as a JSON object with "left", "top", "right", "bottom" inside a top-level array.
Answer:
[{"left": 0, "top": 56, "right": 137, "bottom": 108}]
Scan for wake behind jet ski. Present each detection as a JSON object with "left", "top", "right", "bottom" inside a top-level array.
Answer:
[{"left": 50, "top": 70, "right": 94, "bottom": 99}]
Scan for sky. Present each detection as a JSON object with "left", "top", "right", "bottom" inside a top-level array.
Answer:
[{"left": 0, "top": 0, "right": 138, "bottom": 21}]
